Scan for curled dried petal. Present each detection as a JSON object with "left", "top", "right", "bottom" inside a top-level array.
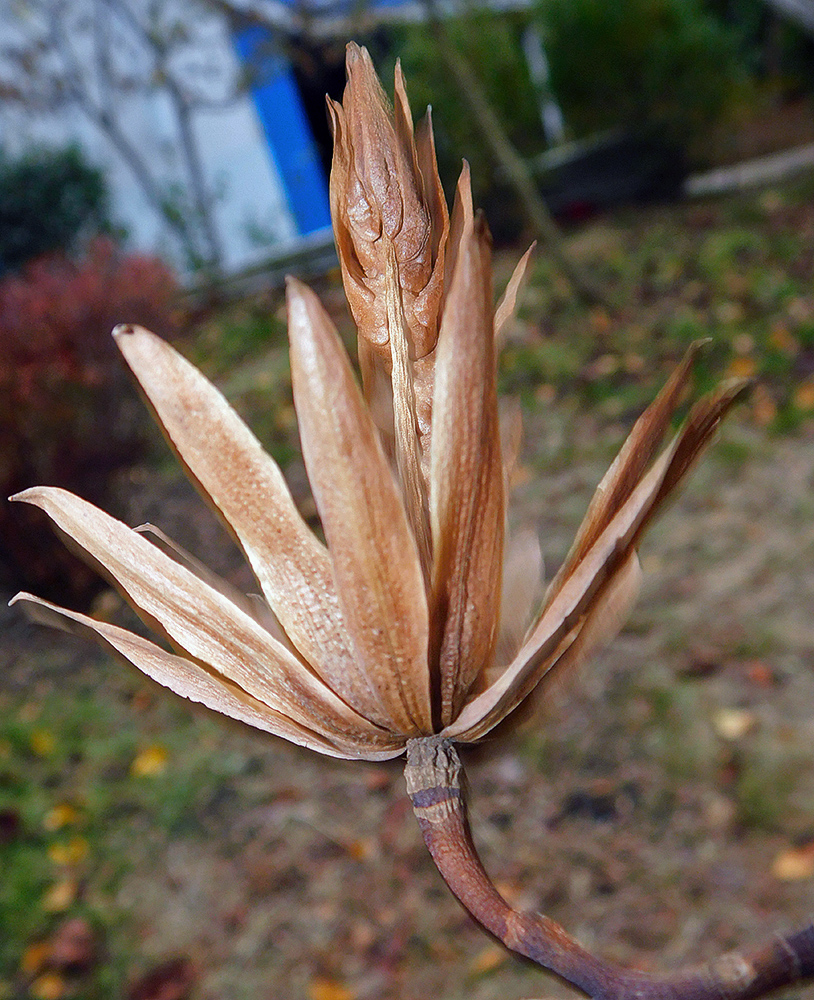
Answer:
[
  {"left": 430, "top": 212, "right": 504, "bottom": 725},
  {"left": 287, "top": 278, "right": 433, "bottom": 734}
]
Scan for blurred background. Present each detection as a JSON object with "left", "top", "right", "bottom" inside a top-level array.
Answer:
[{"left": 2, "top": 1, "right": 814, "bottom": 998}]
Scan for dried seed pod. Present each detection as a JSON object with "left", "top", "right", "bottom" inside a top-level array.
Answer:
[{"left": 328, "top": 43, "right": 448, "bottom": 362}]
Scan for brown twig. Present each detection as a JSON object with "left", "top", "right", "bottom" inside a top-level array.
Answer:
[{"left": 405, "top": 736, "right": 814, "bottom": 1000}]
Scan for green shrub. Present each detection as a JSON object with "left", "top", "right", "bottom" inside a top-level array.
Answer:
[
  {"left": 535, "top": 0, "right": 747, "bottom": 150},
  {"left": 386, "top": 13, "right": 542, "bottom": 220},
  {"left": 0, "top": 146, "right": 109, "bottom": 272},
  {"left": 0, "top": 238, "right": 180, "bottom": 605}
]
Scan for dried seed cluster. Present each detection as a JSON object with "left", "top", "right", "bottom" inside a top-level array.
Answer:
[{"left": 11, "top": 45, "right": 746, "bottom": 759}]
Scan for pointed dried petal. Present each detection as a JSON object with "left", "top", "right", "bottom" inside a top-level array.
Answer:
[
  {"left": 455, "top": 551, "right": 642, "bottom": 742},
  {"left": 415, "top": 106, "right": 449, "bottom": 265},
  {"left": 444, "top": 162, "right": 474, "bottom": 302},
  {"left": 446, "top": 380, "right": 747, "bottom": 738},
  {"left": 409, "top": 107, "right": 449, "bottom": 438},
  {"left": 430, "top": 213, "right": 504, "bottom": 725},
  {"left": 543, "top": 341, "right": 707, "bottom": 606},
  {"left": 444, "top": 458, "right": 662, "bottom": 739},
  {"left": 133, "top": 522, "right": 288, "bottom": 642},
  {"left": 10, "top": 594, "right": 403, "bottom": 761},
  {"left": 385, "top": 239, "right": 432, "bottom": 578},
  {"left": 12, "top": 487, "right": 394, "bottom": 748},
  {"left": 112, "top": 325, "right": 382, "bottom": 722},
  {"left": 412, "top": 104, "right": 449, "bottom": 347},
  {"left": 647, "top": 378, "right": 749, "bottom": 515},
  {"left": 495, "top": 242, "right": 536, "bottom": 345},
  {"left": 492, "top": 528, "right": 545, "bottom": 672},
  {"left": 287, "top": 278, "right": 432, "bottom": 734}
]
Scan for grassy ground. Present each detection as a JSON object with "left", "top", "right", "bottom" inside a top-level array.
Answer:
[{"left": 3, "top": 176, "right": 814, "bottom": 1000}]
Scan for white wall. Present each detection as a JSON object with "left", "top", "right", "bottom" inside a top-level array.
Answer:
[{"left": 0, "top": 0, "right": 299, "bottom": 275}]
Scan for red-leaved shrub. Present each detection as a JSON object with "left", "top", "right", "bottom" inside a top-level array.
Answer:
[{"left": 0, "top": 237, "right": 181, "bottom": 604}]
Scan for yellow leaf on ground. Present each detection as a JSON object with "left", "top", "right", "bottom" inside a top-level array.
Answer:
[
  {"left": 308, "top": 977, "right": 355, "bottom": 1000},
  {"left": 769, "top": 322, "right": 797, "bottom": 354},
  {"left": 30, "top": 972, "right": 65, "bottom": 1000},
  {"left": 726, "top": 355, "right": 757, "bottom": 380},
  {"left": 30, "top": 730, "right": 56, "bottom": 757},
  {"left": 712, "top": 708, "right": 756, "bottom": 740},
  {"left": 48, "top": 836, "right": 89, "bottom": 866},
  {"left": 43, "top": 804, "right": 79, "bottom": 832},
  {"left": 772, "top": 843, "right": 814, "bottom": 881},
  {"left": 130, "top": 744, "right": 168, "bottom": 777},
  {"left": 344, "top": 837, "right": 374, "bottom": 861},
  {"left": 750, "top": 385, "right": 777, "bottom": 427},
  {"left": 469, "top": 944, "right": 507, "bottom": 975},
  {"left": 42, "top": 879, "right": 77, "bottom": 912},
  {"left": 793, "top": 382, "right": 814, "bottom": 411},
  {"left": 21, "top": 943, "right": 50, "bottom": 976}
]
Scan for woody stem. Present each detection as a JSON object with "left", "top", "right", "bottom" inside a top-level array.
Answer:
[{"left": 405, "top": 736, "right": 814, "bottom": 1000}]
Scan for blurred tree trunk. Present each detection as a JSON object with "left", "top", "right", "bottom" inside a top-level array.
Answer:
[{"left": 420, "top": 0, "right": 607, "bottom": 306}]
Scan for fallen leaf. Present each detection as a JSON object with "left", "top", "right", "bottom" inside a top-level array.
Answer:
[
  {"left": 583, "top": 353, "right": 619, "bottom": 380},
  {"left": 308, "top": 976, "right": 355, "bottom": 1000},
  {"left": 344, "top": 837, "right": 374, "bottom": 861},
  {"left": 712, "top": 708, "right": 756, "bottom": 740},
  {"left": 41, "top": 879, "right": 77, "bottom": 912},
  {"left": 130, "top": 744, "right": 168, "bottom": 777},
  {"left": 772, "top": 842, "right": 814, "bottom": 881},
  {"left": 30, "top": 730, "right": 56, "bottom": 757},
  {"left": 48, "top": 836, "right": 89, "bottom": 866},
  {"left": 469, "top": 943, "right": 507, "bottom": 975},
  {"left": 43, "top": 804, "right": 79, "bottom": 832},
  {"left": 750, "top": 384, "right": 777, "bottom": 427},
  {"left": 589, "top": 307, "right": 611, "bottom": 333},
  {"left": 716, "top": 301, "right": 746, "bottom": 325},
  {"left": 744, "top": 660, "right": 776, "bottom": 688},
  {"left": 29, "top": 973, "right": 65, "bottom": 1000},
  {"left": 703, "top": 794, "right": 736, "bottom": 831},
  {"left": 21, "top": 943, "right": 50, "bottom": 976},
  {"left": 726, "top": 355, "right": 757, "bottom": 380},
  {"left": 769, "top": 322, "right": 796, "bottom": 354},
  {"left": 793, "top": 382, "right": 814, "bottom": 411}
]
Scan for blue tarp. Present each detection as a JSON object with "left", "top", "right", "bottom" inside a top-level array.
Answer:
[{"left": 233, "top": 26, "right": 332, "bottom": 237}]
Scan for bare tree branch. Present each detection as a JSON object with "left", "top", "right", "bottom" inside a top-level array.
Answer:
[
  {"left": 417, "top": 0, "right": 607, "bottom": 306},
  {"left": 0, "top": 0, "right": 250, "bottom": 272},
  {"left": 45, "top": 1, "right": 208, "bottom": 263},
  {"left": 107, "top": 0, "right": 225, "bottom": 269}
]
